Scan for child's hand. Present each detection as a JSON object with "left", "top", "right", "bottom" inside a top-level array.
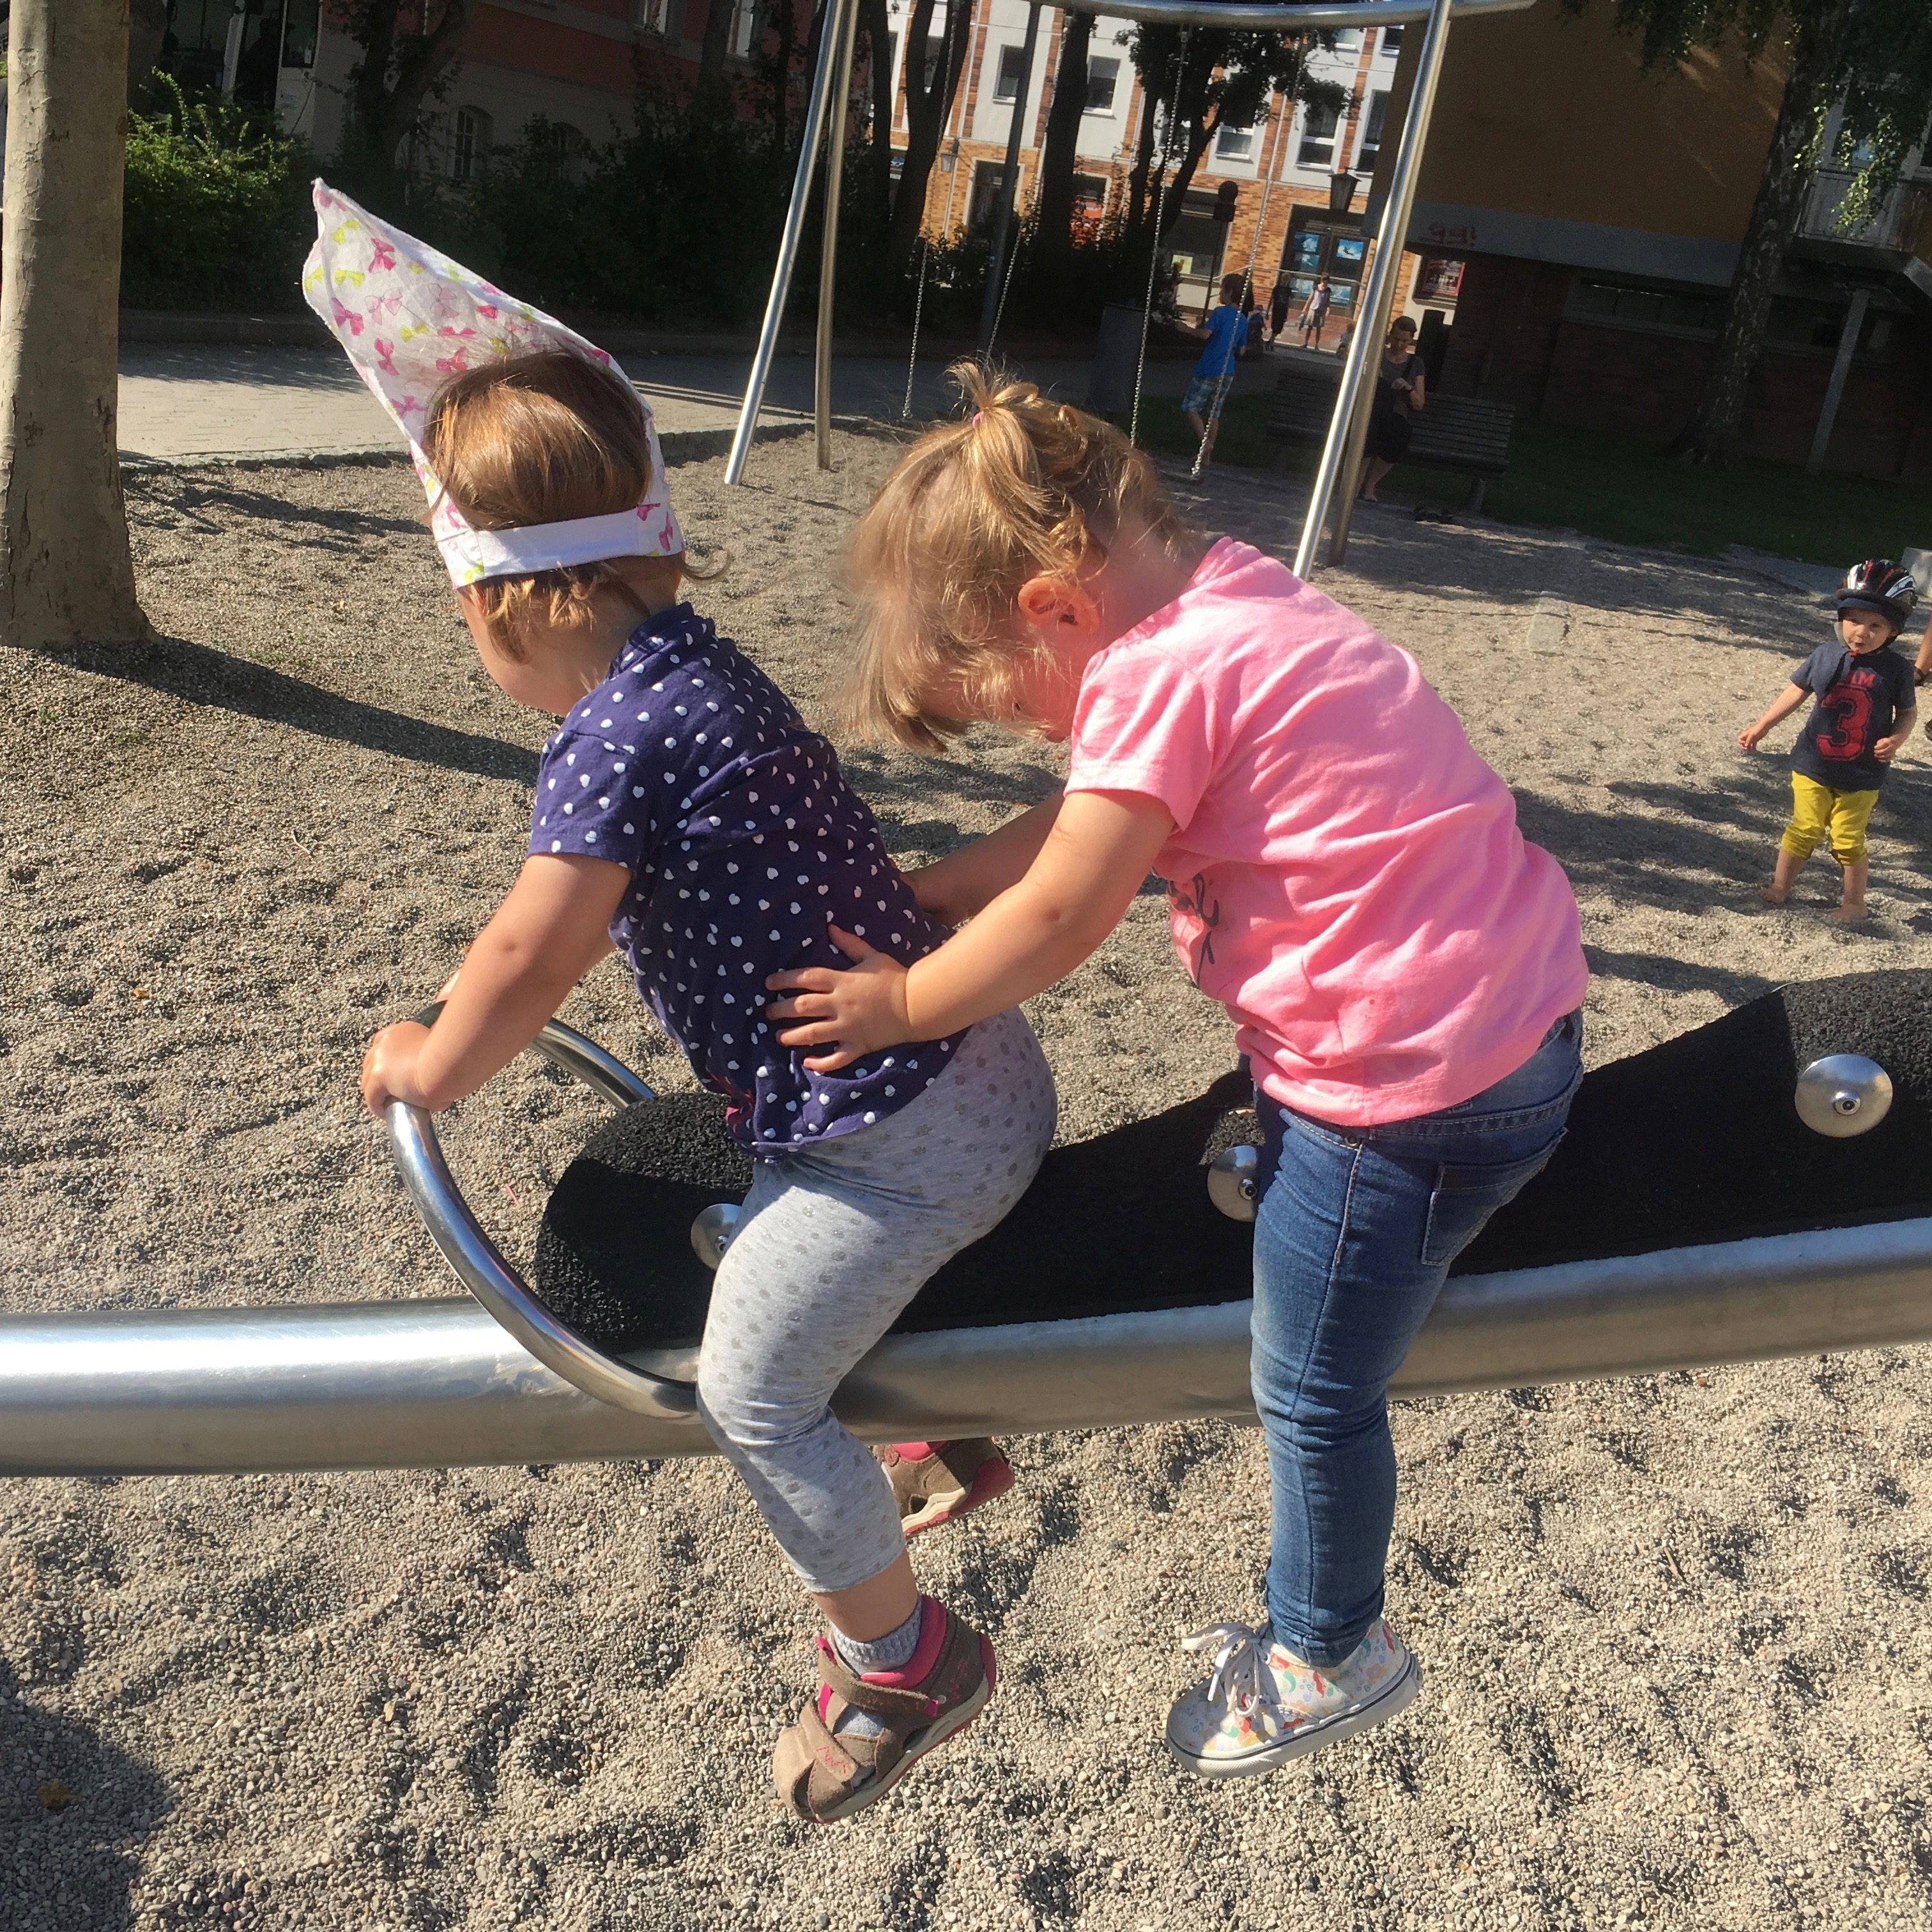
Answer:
[
  {"left": 361, "top": 1020, "right": 436, "bottom": 1116},
  {"left": 1738, "top": 725, "right": 1765, "bottom": 751},
  {"left": 765, "top": 928, "right": 912, "bottom": 1072},
  {"left": 1875, "top": 733, "right": 1903, "bottom": 762}
]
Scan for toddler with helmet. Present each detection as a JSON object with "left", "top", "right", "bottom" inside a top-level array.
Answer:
[{"left": 1739, "top": 559, "right": 1920, "bottom": 924}]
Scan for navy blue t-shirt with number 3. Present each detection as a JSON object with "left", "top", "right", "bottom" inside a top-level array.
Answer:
[
  {"left": 528, "top": 605, "right": 964, "bottom": 1154},
  {"left": 1790, "top": 638, "right": 1916, "bottom": 793}
]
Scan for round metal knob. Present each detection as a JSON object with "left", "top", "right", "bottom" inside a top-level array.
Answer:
[
  {"left": 690, "top": 1202, "right": 742, "bottom": 1270},
  {"left": 1208, "top": 1143, "right": 1261, "bottom": 1222},
  {"left": 1794, "top": 1054, "right": 1893, "bottom": 1138}
]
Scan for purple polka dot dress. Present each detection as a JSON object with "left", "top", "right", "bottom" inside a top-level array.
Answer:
[{"left": 529, "top": 606, "right": 965, "bottom": 1154}]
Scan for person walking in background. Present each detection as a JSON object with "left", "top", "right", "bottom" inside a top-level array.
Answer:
[
  {"left": 1357, "top": 314, "right": 1427, "bottom": 504},
  {"left": 1268, "top": 279, "right": 1292, "bottom": 346},
  {"left": 1298, "top": 275, "right": 1333, "bottom": 350}
]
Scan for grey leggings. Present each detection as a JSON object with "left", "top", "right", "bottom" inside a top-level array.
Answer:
[{"left": 695, "top": 1006, "right": 1055, "bottom": 1593}]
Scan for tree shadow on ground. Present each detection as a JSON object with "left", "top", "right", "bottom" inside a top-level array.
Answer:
[
  {"left": 56, "top": 632, "right": 537, "bottom": 785},
  {"left": 125, "top": 473, "right": 421, "bottom": 547},
  {"left": 0, "top": 1657, "right": 169, "bottom": 1932}
]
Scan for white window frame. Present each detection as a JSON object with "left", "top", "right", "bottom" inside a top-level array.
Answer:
[
  {"left": 1296, "top": 99, "right": 1340, "bottom": 171},
  {"left": 992, "top": 43, "right": 1026, "bottom": 103},
  {"left": 449, "top": 105, "right": 491, "bottom": 183},
  {"left": 1084, "top": 55, "right": 1120, "bottom": 116}
]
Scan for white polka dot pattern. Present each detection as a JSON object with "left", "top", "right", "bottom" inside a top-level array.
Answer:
[{"left": 528, "top": 606, "right": 965, "bottom": 1153}]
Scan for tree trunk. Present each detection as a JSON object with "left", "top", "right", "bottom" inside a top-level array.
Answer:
[
  {"left": 0, "top": 0, "right": 148, "bottom": 651},
  {"left": 861, "top": 0, "right": 894, "bottom": 240},
  {"left": 1035, "top": 10, "right": 1093, "bottom": 261},
  {"left": 768, "top": 0, "right": 797, "bottom": 146},
  {"left": 696, "top": 0, "right": 736, "bottom": 113},
  {"left": 1159, "top": 112, "right": 1216, "bottom": 238},
  {"left": 887, "top": 0, "right": 969, "bottom": 261},
  {"left": 1126, "top": 77, "right": 1159, "bottom": 238},
  {"left": 346, "top": 2, "right": 470, "bottom": 169},
  {"left": 1673, "top": 0, "right": 1850, "bottom": 463}
]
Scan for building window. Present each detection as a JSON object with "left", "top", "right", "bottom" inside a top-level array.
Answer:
[
  {"left": 1071, "top": 172, "right": 1108, "bottom": 241},
  {"left": 992, "top": 45, "right": 1029, "bottom": 103},
  {"left": 1331, "top": 27, "right": 1363, "bottom": 52},
  {"left": 1380, "top": 25, "right": 1404, "bottom": 56},
  {"left": 1084, "top": 56, "right": 1119, "bottom": 114},
  {"left": 1414, "top": 256, "right": 1464, "bottom": 303},
  {"left": 1216, "top": 124, "right": 1255, "bottom": 161},
  {"left": 730, "top": 0, "right": 759, "bottom": 58},
  {"left": 450, "top": 106, "right": 492, "bottom": 182},
  {"left": 921, "top": 34, "right": 947, "bottom": 91},
  {"left": 634, "top": 0, "right": 685, "bottom": 36},
  {"left": 1297, "top": 100, "right": 1339, "bottom": 169},
  {"left": 969, "top": 158, "right": 1016, "bottom": 229},
  {"left": 1356, "top": 91, "right": 1388, "bottom": 171}
]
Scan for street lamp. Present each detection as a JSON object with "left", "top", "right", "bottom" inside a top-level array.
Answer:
[{"left": 1328, "top": 171, "right": 1358, "bottom": 216}]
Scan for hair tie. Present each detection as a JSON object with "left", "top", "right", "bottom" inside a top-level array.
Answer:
[{"left": 970, "top": 410, "right": 983, "bottom": 425}]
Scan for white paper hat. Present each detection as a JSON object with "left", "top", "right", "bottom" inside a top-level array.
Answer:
[{"left": 301, "top": 180, "right": 684, "bottom": 586}]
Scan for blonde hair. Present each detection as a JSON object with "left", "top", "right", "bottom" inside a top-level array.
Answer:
[
  {"left": 422, "top": 349, "right": 691, "bottom": 657},
  {"left": 844, "top": 362, "right": 1195, "bottom": 751}
]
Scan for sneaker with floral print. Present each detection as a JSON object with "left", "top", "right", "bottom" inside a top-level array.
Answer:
[{"left": 1164, "top": 1616, "right": 1420, "bottom": 1778}]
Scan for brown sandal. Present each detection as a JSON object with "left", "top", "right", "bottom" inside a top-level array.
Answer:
[
  {"left": 877, "top": 1438, "right": 1016, "bottom": 1538},
  {"left": 772, "top": 1597, "right": 995, "bottom": 1824}
]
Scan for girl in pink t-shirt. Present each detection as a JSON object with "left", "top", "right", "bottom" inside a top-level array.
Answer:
[{"left": 767, "top": 368, "right": 1587, "bottom": 1781}]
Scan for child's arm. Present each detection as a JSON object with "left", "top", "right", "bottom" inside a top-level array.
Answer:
[
  {"left": 767, "top": 791, "right": 1172, "bottom": 1071},
  {"left": 1738, "top": 682, "right": 1809, "bottom": 750},
  {"left": 360, "top": 855, "right": 627, "bottom": 1114},
  {"left": 1876, "top": 700, "right": 1919, "bottom": 762},
  {"left": 906, "top": 793, "right": 1066, "bottom": 926}
]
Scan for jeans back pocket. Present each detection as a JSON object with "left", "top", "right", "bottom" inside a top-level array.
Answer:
[{"left": 1420, "top": 1134, "right": 1566, "bottom": 1270}]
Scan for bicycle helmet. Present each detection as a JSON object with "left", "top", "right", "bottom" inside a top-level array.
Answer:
[{"left": 1836, "top": 558, "right": 1918, "bottom": 630}]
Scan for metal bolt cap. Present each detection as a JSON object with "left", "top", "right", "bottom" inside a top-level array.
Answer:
[
  {"left": 1208, "top": 1142, "right": 1261, "bottom": 1222},
  {"left": 1794, "top": 1054, "right": 1893, "bottom": 1138},
  {"left": 690, "top": 1201, "right": 742, "bottom": 1269}
]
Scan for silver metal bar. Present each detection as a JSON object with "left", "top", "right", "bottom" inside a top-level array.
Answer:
[
  {"left": 815, "top": 0, "right": 862, "bottom": 469},
  {"left": 723, "top": 0, "right": 852, "bottom": 486},
  {"left": 7, "top": 1216, "right": 1931, "bottom": 1476},
  {"left": 381, "top": 1011, "right": 694, "bottom": 1421},
  {"left": 1096, "top": 0, "right": 1532, "bottom": 26},
  {"left": 1294, "top": 0, "right": 1457, "bottom": 576}
]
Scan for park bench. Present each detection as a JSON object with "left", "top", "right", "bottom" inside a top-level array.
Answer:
[{"left": 1265, "top": 369, "right": 1517, "bottom": 512}]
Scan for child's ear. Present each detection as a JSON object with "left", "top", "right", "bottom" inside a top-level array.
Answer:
[{"left": 1015, "top": 573, "right": 1097, "bottom": 638}]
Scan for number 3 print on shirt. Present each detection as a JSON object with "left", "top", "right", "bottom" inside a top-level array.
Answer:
[{"left": 1815, "top": 680, "right": 1874, "bottom": 760}]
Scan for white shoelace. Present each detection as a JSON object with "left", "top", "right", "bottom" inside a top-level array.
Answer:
[{"left": 1180, "top": 1621, "right": 1283, "bottom": 1722}]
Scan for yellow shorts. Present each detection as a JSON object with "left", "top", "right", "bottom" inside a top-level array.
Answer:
[{"left": 1781, "top": 771, "right": 1880, "bottom": 865}]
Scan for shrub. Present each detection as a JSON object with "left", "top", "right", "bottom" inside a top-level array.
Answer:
[{"left": 121, "top": 77, "right": 314, "bottom": 311}]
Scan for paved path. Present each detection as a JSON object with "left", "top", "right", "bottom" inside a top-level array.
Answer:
[{"left": 116, "top": 342, "right": 1280, "bottom": 463}]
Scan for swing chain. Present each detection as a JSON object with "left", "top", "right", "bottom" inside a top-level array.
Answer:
[{"left": 1130, "top": 27, "right": 1192, "bottom": 451}]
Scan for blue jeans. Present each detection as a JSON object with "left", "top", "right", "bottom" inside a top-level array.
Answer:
[{"left": 1250, "top": 1009, "right": 1583, "bottom": 1664}]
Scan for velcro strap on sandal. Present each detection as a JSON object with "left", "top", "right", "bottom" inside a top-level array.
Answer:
[
  {"left": 816, "top": 1637, "right": 944, "bottom": 1722},
  {"left": 773, "top": 1690, "right": 861, "bottom": 1821}
]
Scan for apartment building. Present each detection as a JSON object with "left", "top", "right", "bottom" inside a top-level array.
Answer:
[
  {"left": 885, "top": 3, "right": 1416, "bottom": 319},
  {"left": 1392, "top": 2, "right": 1932, "bottom": 478}
]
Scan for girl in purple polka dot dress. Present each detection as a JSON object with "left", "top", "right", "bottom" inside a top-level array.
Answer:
[{"left": 356, "top": 351, "right": 1055, "bottom": 1821}]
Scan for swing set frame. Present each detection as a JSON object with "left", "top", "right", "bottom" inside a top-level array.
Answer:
[{"left": 721, "top": 0, "right": 1538, "bottom": 571}]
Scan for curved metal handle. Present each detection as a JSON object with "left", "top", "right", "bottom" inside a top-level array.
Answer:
[{"left": 384, "top": 1008, "right": 697, "bottom": 1419}]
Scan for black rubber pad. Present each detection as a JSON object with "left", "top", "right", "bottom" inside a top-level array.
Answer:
[{"left": 531, "top": 970, "right": 1932, "bottom": 1354}]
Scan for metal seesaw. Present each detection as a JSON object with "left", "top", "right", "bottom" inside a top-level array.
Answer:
[{"left": 4, "top": 970, "right": 1932, "bottom": 1478}]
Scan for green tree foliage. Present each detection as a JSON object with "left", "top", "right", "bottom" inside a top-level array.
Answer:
[
  {"left": 1567, "top": 0, "right": 1932, "bottom": 461},
  {"left": 1123, "top": 22, "right": 1346, "bottom": 243},
  {"left": 121, "top": 75, "right": 314, "bottom": 310}
]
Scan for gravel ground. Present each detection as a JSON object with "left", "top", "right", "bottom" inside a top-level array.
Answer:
[{"left": 1, "top": 431, "right": 1929, "bottom": 1932}]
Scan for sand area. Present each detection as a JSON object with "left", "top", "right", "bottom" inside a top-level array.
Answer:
[{"left": 1, "top": 427, "right": 1930, "bottom": 1932}]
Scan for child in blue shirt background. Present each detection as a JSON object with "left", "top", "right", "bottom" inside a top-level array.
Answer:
[{"left": 1181, "top": 272, "right": 1252, "bottom": 466}]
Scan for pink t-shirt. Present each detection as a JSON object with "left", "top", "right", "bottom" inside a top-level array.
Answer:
[{"left": 1065, "top": 539, "right": 1586, "bottom": 1126}]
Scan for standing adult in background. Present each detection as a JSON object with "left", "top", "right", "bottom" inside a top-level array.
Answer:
[
  {"left": 1358, "top": 314, "right": 1427, "bottom": 504},
  {"left": 1298, "top": 275, "right": 1333, "bottom": 350},
  {"left": 1269, "top": 279, "right": 1292, "bottom": 346}
]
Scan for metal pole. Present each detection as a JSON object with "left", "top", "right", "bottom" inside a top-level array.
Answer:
[
  {"left": 724, "top": 0, "right": 852, "bottom": 487},
  {"left": 1807, "top": 285, "right": 1869, "bottom": 477},
  {"left": 1292, "top": 0, "right": 1455, "bottom": 577},
  {"left": 815, "top": 0, "right": 862, "bottom": 468},
  {"left": 976, "top": 2, "right": 1042, "bottom": 357}
]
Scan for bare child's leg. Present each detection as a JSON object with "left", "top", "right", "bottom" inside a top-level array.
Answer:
[
  {"left": 1832, "top": 855, "right": 1870, "bottom": 924},
  {"left": 1183, "top": 408, "right": 1208, "bottom": 451},
  {"left": 1758, "top": 847, "right": 1803, "bottom": 905}
]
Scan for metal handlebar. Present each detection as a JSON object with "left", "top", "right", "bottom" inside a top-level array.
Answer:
[{"left": 383, "top": 1005, "right": 698, "bottom": 1419}]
